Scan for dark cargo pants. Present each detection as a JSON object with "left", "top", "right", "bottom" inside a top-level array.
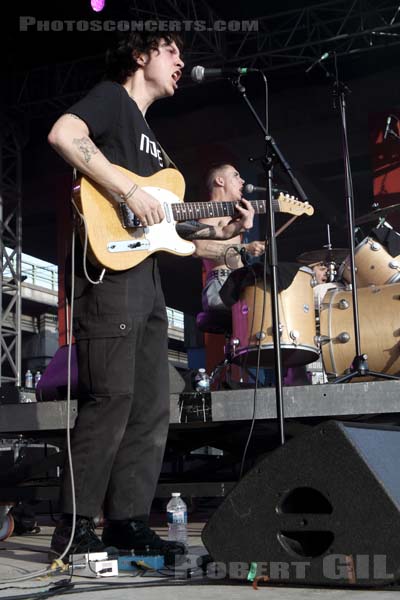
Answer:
[{"left": 61, "top": 257, "right": 170, "bottom": 520}]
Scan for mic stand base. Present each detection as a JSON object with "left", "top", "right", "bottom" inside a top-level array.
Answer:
[{"left": 333, "top": 354, "right": 400, "bottom": 383}]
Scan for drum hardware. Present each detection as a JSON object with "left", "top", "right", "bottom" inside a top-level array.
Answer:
[
  {"left": 389, "top": 260, "right": 400, "bottom": 269},
  {"left": 228, "top": 338, "right": 240, "bottom": 360},
  {"left": 297, "top": 223, "right": 348, "bottom": 277},
  {"left": 355, "top": 203, "right": 400, "bottom": 226},
  {"left": 315, "top": 334, "right": 330, "bottom": 346},
  {"left": 289, "top": 330, "right": 300, "bottom": 343},
  {"left": 339, "top": 299, "right": 349, "bottom": 309},
  {"left": 297, "top": 248, "right": 348, "bottom": 265},
  {"left": 337, "top": 332, "right": 351, "bottom": 343},
  {"left": 327, "top": 261, "right": 337, "bottom": 283},
  {"left": 327, "top": 57, "right": 400, "bottom": 382}
]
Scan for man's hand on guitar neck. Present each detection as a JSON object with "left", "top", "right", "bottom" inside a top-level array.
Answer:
[{"left": 218, "top": 198, "right": 255, "bottom": 239}]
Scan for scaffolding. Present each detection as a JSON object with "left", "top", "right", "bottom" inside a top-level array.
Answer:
[
  {"left": 9, "top": 0, "right": 400, "bottom": 118},
  {"left": 0, "top": 123, "right": 22, "bottom": 386}
]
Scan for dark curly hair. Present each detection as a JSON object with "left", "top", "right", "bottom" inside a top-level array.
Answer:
[{"left": 105, "top": 32, "right": 183, "bottom": 83}]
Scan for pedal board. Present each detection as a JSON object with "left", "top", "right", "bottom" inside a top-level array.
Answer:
[{"left": 118, "top": 553, "right": 165, "bottom": 571}]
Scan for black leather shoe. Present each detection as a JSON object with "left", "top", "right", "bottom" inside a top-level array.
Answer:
[
  {"left": 102, "top": 520, "right": 187, "bottom": 566},
  {"left": 49, "top": 517, "right": 105, "bottom": 561}
]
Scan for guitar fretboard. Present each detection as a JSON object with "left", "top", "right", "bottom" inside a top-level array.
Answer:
[{"left": 172, "top": 200, "right": 274, "bottom": 222}]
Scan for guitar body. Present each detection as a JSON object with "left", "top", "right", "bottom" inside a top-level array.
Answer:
[{"left": 73, "top": 166, "right": 195, "bottom": 271}]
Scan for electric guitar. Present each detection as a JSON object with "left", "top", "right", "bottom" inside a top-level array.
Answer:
[{"left": 73, "top": 166, "right": 314, "bottom": 271}]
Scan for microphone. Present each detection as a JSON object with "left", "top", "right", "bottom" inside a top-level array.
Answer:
[
  {"left": 305, "top": 51, "right": 330, "bottom": 74},
  {"left": 384, "top": 116, "right": 392, "bottom": 140},
  {"left": 244, "top": 184, "right": 266, "bottom": 194},
  {"left": 244, "top": 184, "right": 282, "bottom": 194},
  {"left": 191, "top": 65, "right": 258, "bottom": 83}
]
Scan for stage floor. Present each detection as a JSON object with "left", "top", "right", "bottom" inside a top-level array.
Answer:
[
  {"left": 2, "top": 382, "right": 400, "bottom": 596},
  {"left": 1, "top": 517, "right": 400, "bottom": 599}
]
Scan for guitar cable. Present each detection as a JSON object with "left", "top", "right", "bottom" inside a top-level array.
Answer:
[
  {"left": 55, "top": 172, "right": 108, "bottom": 564},
  {"left": 51, "top": 175, "right": 105, "bottom": 567},
  {"left": 0, "top": 243, "right": 80, "bottom": 586},
  {"left": 54, "top": 225, "right": 78, "bottom": 566},
  {"left": 71, "top": 196, "right": 105, "bottom": 286}
]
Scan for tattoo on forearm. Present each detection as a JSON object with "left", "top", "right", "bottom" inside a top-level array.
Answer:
[
  {"left": 187, "top": 226, "right": 218, "bottom": 240},
  {"left": 72, "top": 137, "right": 99, "bottom": 163}
]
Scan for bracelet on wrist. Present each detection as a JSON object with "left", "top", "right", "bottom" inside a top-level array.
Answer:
[{"left": 121, "top": 183, "right": 138, "bottom": 202}]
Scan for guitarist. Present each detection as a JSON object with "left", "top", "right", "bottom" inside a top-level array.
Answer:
[
  {"left": 193, "top": 164, "right": 266, "bottom": 312},
  {"left": 47, "top": 32, "right": 255, "bottom": 564}
]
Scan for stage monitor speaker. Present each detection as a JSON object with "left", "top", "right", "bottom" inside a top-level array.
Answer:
[{"left": 202, "top": 420, "right": 400, "bottom": 586}]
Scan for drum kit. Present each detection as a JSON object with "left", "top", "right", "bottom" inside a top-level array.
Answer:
[{"left": 230, "top": 204, "right": 400, "bottom": 382}]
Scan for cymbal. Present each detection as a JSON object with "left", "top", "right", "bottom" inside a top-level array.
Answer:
[
  {"left": 297, "top": 248, "right": 348, "bottom": 265},
  {"left": 355, "top": 203, "right": 400, "bottom": 225}
]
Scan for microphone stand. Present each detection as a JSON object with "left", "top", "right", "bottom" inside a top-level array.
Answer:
[
  {"left": 230, "top": 74, "right": 310, "bottom": 445},
  {"left": 330, "top": 54, "right": 399, "bottom": 383}
]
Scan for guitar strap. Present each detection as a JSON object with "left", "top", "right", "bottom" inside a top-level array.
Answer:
[{"left": 159, "top": 144, "right": 178, "bottom": 170}]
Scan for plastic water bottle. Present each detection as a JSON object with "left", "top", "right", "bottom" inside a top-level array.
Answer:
[
  {"left": 24, "top": 369, "right": 33, "bottom": 388},
  {"left": 167, "top": 492, "right": 188, "bottom": 545},
  {"left": 194, "top": 368, "right": 210, "bottom": 393},
  {"left": 34, "top": 371, "right": 42, "bottom": 388}
]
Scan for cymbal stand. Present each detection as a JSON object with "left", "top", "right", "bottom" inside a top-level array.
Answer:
[
  {"left": 330, "top": 53, "right": 399, "bottom": 383},
  {"left": 324, "top": 224, "right": 337, "bottom": 283}
]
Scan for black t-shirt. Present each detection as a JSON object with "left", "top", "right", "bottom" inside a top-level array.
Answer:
[
  {"left": 67, "top": 80, "right": 164, "bottom": 176},
  {"left": 65, "top": 81, "right": 167, "bottom": 317}
]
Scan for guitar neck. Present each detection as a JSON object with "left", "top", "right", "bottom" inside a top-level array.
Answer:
[{"left": 172, "top": 199, "right": 272, "bottom": 222}]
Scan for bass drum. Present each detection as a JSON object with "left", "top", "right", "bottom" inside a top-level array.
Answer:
[
  {"left": 231, "top": 266, "right": 319, "bottom": 368},
  {"left": 339, "top": 237, "right": 400, "bottom": 287},
  {"left": 319, "top": 283, "right": 400, "bottom": 377}
]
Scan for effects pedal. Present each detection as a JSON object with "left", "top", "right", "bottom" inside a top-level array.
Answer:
[{"left": 71, "top": 551, "right": 118, "bottom": 578}]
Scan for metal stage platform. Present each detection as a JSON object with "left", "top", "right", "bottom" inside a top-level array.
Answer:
[
  {"left": 174, "top": 380, "right": 400, "bottom": 424},
  {"left": 1, "top": 380, "right": 400, "bottom": 504},
  {"left": 1, "top": 379, "right": 400, "bottom": 434}
]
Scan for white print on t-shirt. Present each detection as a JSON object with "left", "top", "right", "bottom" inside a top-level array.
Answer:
[{"left": 139, "top": 133, "right": 164, "bottom": 167}]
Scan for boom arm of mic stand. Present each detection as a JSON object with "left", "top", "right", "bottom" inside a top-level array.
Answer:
[{"left": 230, "top": 78, "right": 308, "bottom": 202}]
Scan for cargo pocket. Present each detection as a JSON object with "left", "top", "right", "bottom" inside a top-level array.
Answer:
[
  {"left": 73, "top": 315, "right": 136, "bottom": 396},
  {"left": 73, "top": 315, "right": 133, "bottom": 340}
]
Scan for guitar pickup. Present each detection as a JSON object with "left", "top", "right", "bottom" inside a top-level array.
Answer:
[
  {"left": 119, "top": 202, "right": 141, "bottom": 228},
  {"left": 107, "top": 240, "right": 150, "bottom": 253}
]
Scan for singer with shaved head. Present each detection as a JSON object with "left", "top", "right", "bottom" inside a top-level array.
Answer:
[{"left": 193, "top": 164, "right": 266, "bottom": 311}]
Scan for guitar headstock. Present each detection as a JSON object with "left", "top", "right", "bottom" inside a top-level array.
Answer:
[{"left": 276, "top": 193, "right": 314, "bottom": 216}]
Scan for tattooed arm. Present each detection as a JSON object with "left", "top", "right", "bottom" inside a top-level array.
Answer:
[
  {"left": 185, "top": 201, "right": 255, "bottom": 246},
  {"left": 47, "top": 113, "right": 164, "bottom": 225}
]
